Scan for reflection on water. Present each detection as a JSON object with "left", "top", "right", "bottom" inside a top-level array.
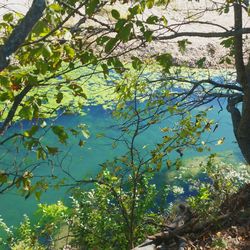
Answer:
[{"left": 0, "top": 101, "right": 243, "bottom": 226}]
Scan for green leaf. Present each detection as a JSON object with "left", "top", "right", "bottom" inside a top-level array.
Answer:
[
  {"left": 144, "top": 30, "right": 153, "bottom": 42},
  {"left": 111, "top": 9, "right": 120, "bottom": 20},
  {"left": 225, "top": 57, "right": 232, "bottom": 64},
  {"left": 0, "top": 75, "right": 10, "bottom": 88},
  {"left": 46, "top": 146, "right": 59, "bottom": 155},
  {"left": 0, "top": 91, "right": 14, "bottom": 101},
  {"left": 70, "top": 128, "right": 79, "bottom": 136},
  {"left": 108, "top": 58, "right": 124, "bottom": 73},
  {"left": 161, "top": 16, "right": 168, "bottom": 26},
  {"left": 52, "top": 126, "right": 68, "bottom": 144},
  {"left": 178, "top": 39, "right": 191, "bottom": 54},
  {"left": 128, "top": 5, "right": 141, "bottom": 16},
  {"left": 24, "top": 139, "right": 38, "bottom": 150},
  {"left": 175, "top": 158, "right": 182, "bottom": 170},
  {"left": 156, "top": 53, "right": 173, "bottom": 73},
  {"left": 115, "top": 19, "right": 127, "bottom": 31},
  {"left": 42, "top": 44, "right": 53, "bottom": 57},
  {"left": 131, "top": 56, "right": 143, "bottom": 70},
  {"left": 33, "top": 20, "right": 48, "bottom": 35},
  {"left": 224, "top": 4, "right": 229, "bottom": 13},
  {"left": 35, "top": 191, "right": 42, "bottom": 201},
  {"left": 64, "top": 44, "right": 75, "bottom": 59},
  {"left": 146, "top": 15, "right": 159, "bottom": 24},
  {"left": 196, "top": 57, "right": 206, "bottom": 68},
  {"left": 56, "top": 92, "right": 63, "bottom": 103},
  {"left": 0, "top": 173, "right": 8, "bottom": 183},
  {"left": 49, "top": 3, "right": 62, "bottom": 12},
  {"left": 86, "top": 0, "right": 100, "bottom": 16},
  {"left": 69, "top": 83, "right": 87, "bottom": 98},
  {"left": 37, "top": 148, "right": 46, "bottom": 160},
  {"left": 96, "top": 133, "right": 105, "bottom": 138},
  {"left": 101, "top": 63, "right": 109, "bottom": 78},
  {"left": 146, "top": 0, "right": 155, "bottom": 9},
  {"left": 79, "top": 50, "right": 97, "bottom": 64},
  {"left": 196, "top": 147, "right": 203, "bottom": 152},
  {"left": 19, "top": 106, "right": 33, "bottom": 120},
  {"left": 96, "top": 36, "right": 110, "bottom": 45},
  {"left": 24, "top": 125, "right": 39, "bottom": 137},
  {"left": 3, "top": 13, "right": 14, "bottom": 22},
  {"left": 36, "top": 61, "right": 48, "bottom": 74},
  {"left": 105, "top": 38, "right": 118, "bottom": 53},
  {"left": 78, "top": 139, "right": 85, "bottom": 147},
  {"left": 118, "top": 23, "right": 133, "bottom": 42},
  {"left": 220, "top": 37, "right": 234, "bottom": 48}
]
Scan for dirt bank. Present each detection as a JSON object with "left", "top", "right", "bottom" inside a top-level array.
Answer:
[{"left": 1, "top": 0, "right": 249, "bottom": 68}]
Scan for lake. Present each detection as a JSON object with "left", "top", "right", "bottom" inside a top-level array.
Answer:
[{"left": 0, "top": 96, "right": 243, "bottom": 228}]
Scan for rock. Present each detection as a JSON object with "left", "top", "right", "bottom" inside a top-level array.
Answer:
[{"left": 132, "top": 239, "right": 156, "bottom": 250}]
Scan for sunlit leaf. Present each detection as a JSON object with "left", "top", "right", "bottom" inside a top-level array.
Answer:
[{"left": 217, "top": 137, "right": 225, "bottom": 145}]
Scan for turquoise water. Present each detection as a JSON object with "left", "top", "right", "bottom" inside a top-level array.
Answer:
[{"left": 0, "top": 100, "right": 243, "bottom": 227}]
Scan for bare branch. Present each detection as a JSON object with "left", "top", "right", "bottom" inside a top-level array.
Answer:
[{"left": 154, "top": 28, "right": 250, "bottom": 41}]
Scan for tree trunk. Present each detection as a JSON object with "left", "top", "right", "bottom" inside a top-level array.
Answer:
[
  {"left": 0, "top": 0, "right": 46, "bottom": 71},
  {"left": 229, "top": 2, "right": 250, "bottom": 164},
  {"left": 236, "top": 96, "right": 250, "bottom": 164}
]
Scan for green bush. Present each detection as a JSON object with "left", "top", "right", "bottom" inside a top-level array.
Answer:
[
  {"left": 188, "top": 154, "right": 250, "bottom": 219},
  {"left": 69, "top": 169, "right": 167, "bottom": 249}
]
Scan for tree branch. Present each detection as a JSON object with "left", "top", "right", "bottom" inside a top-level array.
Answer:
[
  {"left": 24, "top": 0, "right": 88, "bottom": 46},
  {"left": 154, "top": 28, "right": 250, "bottom": 41},
  {"left": 0, "top": 84, "right": 33, "bottom": 135},
  {"left": 0, "top": 133, "right": 23, "bottom": 145},
  {"left": 0, "top": 0, "right": 46, "bottom": 71}
]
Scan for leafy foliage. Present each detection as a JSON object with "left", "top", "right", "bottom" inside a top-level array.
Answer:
[
  {"left": 70, "top": 170, "right": 165, "bottom": 249},
  {"left": 188, "top": 155, "right": 250, "bottom": 219},
  {"left": 0, "top": 0, "right": 250, "bottom": 249},
  {"left": 0, "top": 202, "right": 68, "bottom": 250}
]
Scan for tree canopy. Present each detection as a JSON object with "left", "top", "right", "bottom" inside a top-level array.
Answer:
[{"left": 0, "top": 0, "right": 250, "bottom": 248}]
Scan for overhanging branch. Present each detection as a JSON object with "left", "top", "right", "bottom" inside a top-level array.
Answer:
[
  {"left": 0, "top": 84, "right": 33, "bottom": 135},
  {"left": 154, "top": 27, "right": 250, "bottom": 41},
  {"left": 0, "top": 0, "right": 46, "bottom": 71}
]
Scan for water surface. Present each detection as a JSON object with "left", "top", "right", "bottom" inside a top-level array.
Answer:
[{"left": 0, "top": 99, "right": 243, "bottom": 227}]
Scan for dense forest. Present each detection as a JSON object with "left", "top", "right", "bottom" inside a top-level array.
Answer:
[{"left": 0, "top": 0, "right": 249, "bottom": 249}]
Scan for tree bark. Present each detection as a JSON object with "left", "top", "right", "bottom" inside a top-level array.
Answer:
[
  {"left": 0, "top": 0, "right": 46, "bottom": 71},
  {"left": 0, "top": 0, "right": 46, "bottom": 134},
  {"left": 0, "top": 84, "right": 33, "bottom": 135},
  {"left": 228, "top": 2, "right": 250, "bottom": 164}
]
